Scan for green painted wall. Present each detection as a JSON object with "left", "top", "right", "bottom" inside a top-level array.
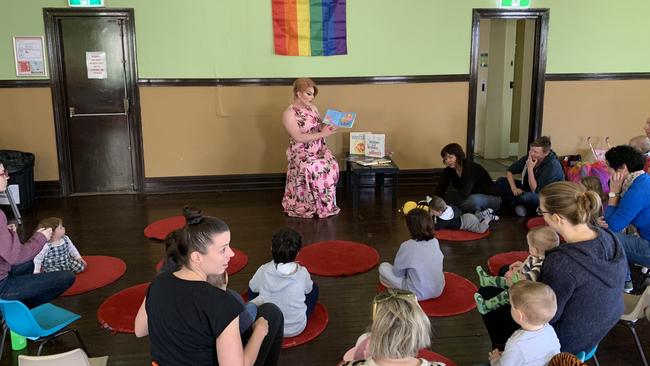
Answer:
[{"left": 2, "top": 0, "right": 649, "bottom": 79}]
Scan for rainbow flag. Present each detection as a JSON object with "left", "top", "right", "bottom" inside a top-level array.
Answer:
[{"left": 272, "top": 0, "right": 347, "bottom": 56}]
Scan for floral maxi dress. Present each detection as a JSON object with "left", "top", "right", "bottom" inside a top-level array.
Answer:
[{"left": 282, "top": 105, "right": 340, "bottom": 218}]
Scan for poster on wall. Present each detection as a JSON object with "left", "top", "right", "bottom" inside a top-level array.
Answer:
[
  {"left": 13, "top": 36, "right": 47, "bottom": 77},
  {"left": 86, "top": 52, "right": 108, "bottom": 79}
]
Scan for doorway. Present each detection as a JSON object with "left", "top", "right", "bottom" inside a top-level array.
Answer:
[
  {"left": 466, "top": 9, "right": 549, "bottom": 179},
  {"left": 44, "top": 8, "right": 143, "bottom": 196}
]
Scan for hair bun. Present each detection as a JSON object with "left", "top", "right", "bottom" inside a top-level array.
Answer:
[{"left": 183, "top": 206, "right": 204, "bottom": 225}]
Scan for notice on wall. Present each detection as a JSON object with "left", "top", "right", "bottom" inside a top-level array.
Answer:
[
  {"left": 86, "top": 51, "right": 107, "bottom": 79},
  {"left": 13, "top": 36, "right": 47, "bottom": 77}
]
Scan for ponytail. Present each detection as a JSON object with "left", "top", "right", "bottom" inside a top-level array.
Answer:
[{"left": 540, "top": 181, "right": 601, "bottom": 226}]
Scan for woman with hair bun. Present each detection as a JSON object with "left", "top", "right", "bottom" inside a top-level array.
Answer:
[
  {"left": 479, "top": 181, "right": 627, "bottom": 355},
  {"left": 135, "top": 206, "right": 284, "bottom": 366}
]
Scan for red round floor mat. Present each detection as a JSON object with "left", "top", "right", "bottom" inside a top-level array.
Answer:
[
  {"left": 282, "top": 303, "right": 328, "bottom": 348},
  {"left": 487, "top": 251, "right": 529, "bottom": 276},
  {"left": 62, "top": 256, "right": 127, "bottom": 296},
  {"left": 297, "top": 240, "right": 379, "bottom": 276},
  {"left": 417, "top": 349, "right": 458, "bottom": 366},
  {"left": 436, "top": 229, "right": 490, "bottom": 242},
  {"left": 154, "top": 248, "right": 249, "bottom": 276},
  {"left": 378, "top": 272, "right": 477, "bottom": 317},
  {"left": 526, "top": 216, "right": 547, "bottom": 230},
  {"left": 97, "top": 282, "right": 149, "bottom": 333},
  {"left": 144, "top": 215, "right": 186, "bottom": 240}
]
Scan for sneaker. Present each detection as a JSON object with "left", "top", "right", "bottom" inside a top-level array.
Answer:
[
  {"left": 515, "top": 205, "right": 527, "bottom": 217},
  {"left": 476, "top": 208, "right": 500, "bottom": 222},
  {"left": 624, "top": 281, "right": 634, "bottom": 294}
]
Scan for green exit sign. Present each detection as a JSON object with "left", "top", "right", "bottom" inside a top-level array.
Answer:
[
  {"left": 68, "top": 0, "right": 104, "bottom": 7},
  {"left": 499, "top": 0, "right": 531, "bottom": 8}
]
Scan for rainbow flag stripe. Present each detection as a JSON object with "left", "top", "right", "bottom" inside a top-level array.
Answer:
[{"left": 272, "top": 0, "right": 347, "bottom": 56}]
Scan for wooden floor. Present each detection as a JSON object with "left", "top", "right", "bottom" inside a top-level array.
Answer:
[{"left": 2, "top": 186, "right": 649, "bottom": 366}]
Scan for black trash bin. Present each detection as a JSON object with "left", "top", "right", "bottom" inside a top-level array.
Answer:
[{"left": 0, "top": 150, "right": 35, "bottom": 210}]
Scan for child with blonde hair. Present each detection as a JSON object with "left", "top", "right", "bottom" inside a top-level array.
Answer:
[
  {"left": 474, "top": 226, "right": 559, "bottom": 314},
  {"left": 487, "top": 281, "right": 560, "bottom": 366},
  {"left": 33, "top": 217, "right": 86, "bottom": 274},
  {"left": 429, "top": 195, "right": 498, "bottom": 234}
]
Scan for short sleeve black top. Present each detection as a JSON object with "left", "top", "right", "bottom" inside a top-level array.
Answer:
[{"left": 146, "top": 271, "right": 244, "bottom": 366}]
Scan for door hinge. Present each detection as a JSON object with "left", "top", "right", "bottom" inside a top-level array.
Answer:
[{"left": 123, "top": 98, "right": 130, "bottom": 113}]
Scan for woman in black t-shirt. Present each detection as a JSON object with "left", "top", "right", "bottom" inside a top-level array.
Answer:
[
  {"left": 435, "top": 143, "right": 502, "bottom": 213},
  {"left": 135, "top": 207, "right": 284, "bottom": 366}
]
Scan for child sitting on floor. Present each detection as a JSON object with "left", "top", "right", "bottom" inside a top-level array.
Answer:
[
  {"left": 486, "top": 281, "right": 560, "bottom": 366},
  {"left": 378, "top": 208, "right": 445, "bottom": 300},
  {"left": 248, "top": 227, "right": 318, "bottom": 337},
  {"left": 33, "top": 217, "right": 86, "bottom": 274},
  {"left": 474, "top": 226, "right": 559, "bottom": 314},
  {"left": 428, "top": 196, "right": 498, "bottom": 234}
]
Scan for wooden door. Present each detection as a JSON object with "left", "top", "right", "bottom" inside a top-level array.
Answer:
[{"left": 45, "top": 9, "right": 143, "bottom": 195}]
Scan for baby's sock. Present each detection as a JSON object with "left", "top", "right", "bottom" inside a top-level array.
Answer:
[
  {"left": 476, "top": 266, "right": 507, "bottom": 288},
  {"left": 474, "top": 291, "right": 510, "bottom": 314}
]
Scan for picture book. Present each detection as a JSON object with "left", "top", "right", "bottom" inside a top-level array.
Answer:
[
  {"left": 365, "top": 134, "right": 386, "bottom": 158},
  {"left": 323, "top": 109, "right": 356, "bottom": 128},
  {"left": 350, "top": 132, "right": 371, "bottom": 155}
]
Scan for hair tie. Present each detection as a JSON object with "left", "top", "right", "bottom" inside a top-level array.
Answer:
[{"left": 186, "top": 216, "right": 203, "bottom": 225}]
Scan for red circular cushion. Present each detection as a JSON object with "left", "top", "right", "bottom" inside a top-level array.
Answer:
[
  {"left": 297, "top": 240, "right": 379, "bottom": 276},
  {"left": 378, "top": 272, "right": 477, "bottom": 317},
  {"left": 436, "top": 229, "right": 490, "bottom": 241},
  {"left": 154, "top": 248, "right": 248, "bottom": 276},
  {"left": 487, "top": 251, "right": 529, "bottom": 276},
  {"left": 144, "top": 216, "right": 186, "bottom": 240},
  {"left": 62, "top": 256, "right": 127, "bottom": 296},
  {"left": 97, "top": 282, "right": 149, "bottom": 333},
  {"left": 526, "top": 216, "right": 547, "bottom": 230},
  {"left": 417, "top": 349, "right": 458, "bottom": 366},
  {"left": 282, "top": 303, "right": 328, "bottom": 348}
]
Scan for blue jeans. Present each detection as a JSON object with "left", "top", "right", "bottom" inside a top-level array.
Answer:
[
  {"left": 614, "top": 232, "right": 650, "bottom": 268},
  {"left": 458, "top": 194, "right": 502, "bottom": 213},
  {"left": 248, "top": 282, "right": 320, "bottom": 318},
  {"left": 0, "top": 261, "right": 75, "bottom": 308},
  {"left": 495, "top": 177, "right": 539, "bottom": 211}
]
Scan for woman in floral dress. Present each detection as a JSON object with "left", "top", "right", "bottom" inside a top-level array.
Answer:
[{"left": 281, "top": 78, "right": 340, "bottom": 218}]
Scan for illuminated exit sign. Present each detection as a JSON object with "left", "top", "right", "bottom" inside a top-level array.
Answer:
[
  {"left": 68, "top": 0, "right": 104, "bottom": 7},
  {"left": 499, "top": 0, "right": 531, "bottom": 8}
]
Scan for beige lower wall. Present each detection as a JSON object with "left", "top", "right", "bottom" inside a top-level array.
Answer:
[
  {"left": 542, "top": 79, "right": 650, "bottom": 160},
  {"left": 139, "top": 83, "right": 469, "bottom": 177},
  {"left": 2, "top": 79, "right": 649, "bottom": 182},
  {"left": 0, "top": 87, "right": 58, "bottom": 181}
]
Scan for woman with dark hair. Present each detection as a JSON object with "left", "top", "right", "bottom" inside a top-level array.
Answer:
[
  {"left": 479, "top": 182, "right": 627, "bottom": 354},
  {"left": 604, "top": 145, "right": 650, "bottom": 271},
  {"left": 435, "top": 143, "right": 501, "bottom": 213},
  {"left": 0, "top": 159, "right": 75, "bottom": 308},
  {"left": 135, "top": 206, "right": 284, "bottom": 366}
]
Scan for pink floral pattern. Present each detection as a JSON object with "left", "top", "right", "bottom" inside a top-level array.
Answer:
[{"left": 282, "top": 105, "right": 340, "bottom": 218}]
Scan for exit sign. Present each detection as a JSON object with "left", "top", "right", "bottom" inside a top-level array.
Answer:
[
  {"left": 499, "top": 0, "right": 531, "bottom": 8},
  {"left": 69, "top": 0, "right": 104, "bottom": 7}
]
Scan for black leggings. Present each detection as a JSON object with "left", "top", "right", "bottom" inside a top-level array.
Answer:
[
  {"left": 478, "top": 265, "right": 519, "bottom": 349},
  {"left": 241, "top": 303, "right": 284, "bottom": 366}
]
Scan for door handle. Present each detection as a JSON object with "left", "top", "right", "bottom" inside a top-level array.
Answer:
[{"left": 69, "top": 106, "right": 127, "bottom": 118}]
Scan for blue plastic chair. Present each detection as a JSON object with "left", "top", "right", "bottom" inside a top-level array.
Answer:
[
  {"left": 576, "top": 344, "right": 599, "bottom": 365},
  {"left": 0, "top": 299, "right": 87, "bottom": 358}
]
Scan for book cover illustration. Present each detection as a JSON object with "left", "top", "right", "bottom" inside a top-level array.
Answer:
[
  {"left": 365, "top": 134, "right": 385, "bottom": 158},
  {"left": 323, "top": 109, "right": 356, "bottom": 128},
  {"left": 350, "top": 132, "right": 371, "bottom": 155}
]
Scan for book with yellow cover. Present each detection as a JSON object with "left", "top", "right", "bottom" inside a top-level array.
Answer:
[{"left": 350, "top": 132, "right": 371, "bottom": 155}]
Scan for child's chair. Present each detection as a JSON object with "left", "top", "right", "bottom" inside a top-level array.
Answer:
[
  {"left": 575, "top": 344, "right": 599, "bottom": 366},
  {"left": 0, "top": 299, "right": 87, "bottom": 359},
  {"left": 18, "top": 348, "right": 107, "bottom": 366},
  {"left": 619, "top": 285, "right": 650, "bottom": 366}
]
